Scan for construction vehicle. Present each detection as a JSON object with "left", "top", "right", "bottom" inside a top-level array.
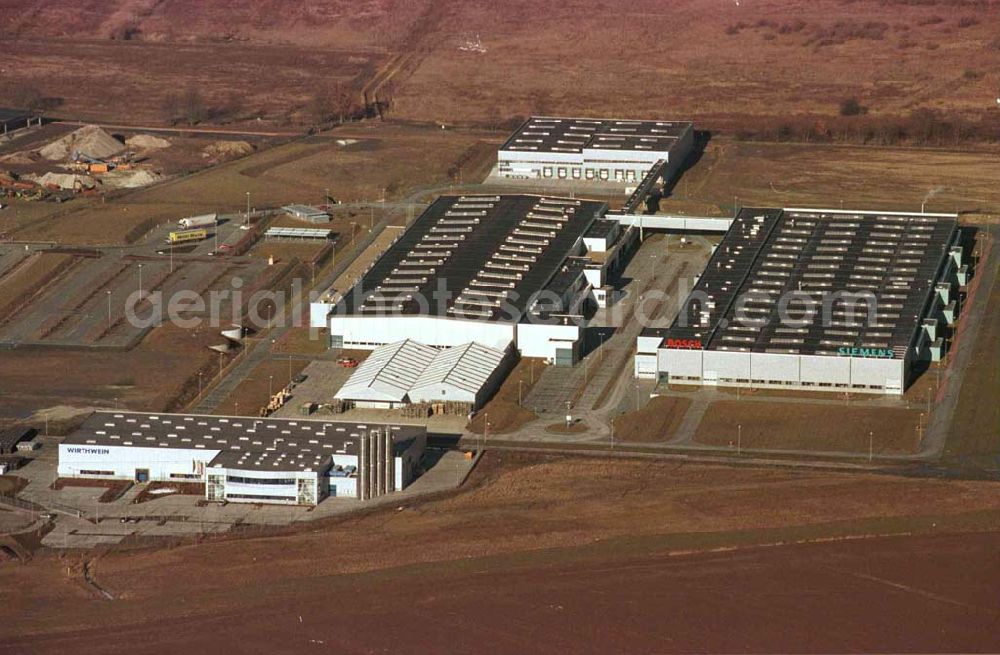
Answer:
[
  {"left": 166, "top": 228, "right": 208, "bottom": 245},
  {"left": 178, "top": 213, "right": 217, "bottom": 229},
  {"left": 337, "top": 357, "right": 359, "bottom": 368}
]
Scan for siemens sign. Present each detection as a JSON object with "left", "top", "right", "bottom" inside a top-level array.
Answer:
[{"left": 837, "top": 347, "right": 894, "bottom": 359}]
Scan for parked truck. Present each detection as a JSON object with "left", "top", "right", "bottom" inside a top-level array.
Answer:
[
  {"left": 178, "top": 213, "right": 217, "bottom": 229},
  {"left": 166, "top": 228, "right": 208, "bottom": 245}
]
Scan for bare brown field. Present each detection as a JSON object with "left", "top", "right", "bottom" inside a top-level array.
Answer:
[
  {"left": 0, "top": 324, "right": 219, "bottom": 422},
  {"left": 943, "top": 250, "right": 1000, "bottom": 466},
  {"left": 695, "top": 400, "right": 923, "bottom": 454},
  {"left": 468, "top": 358, "right": 547, "bottom": 434},
  {"left": 660, "top": 139, "right": 1000, "bottom": 216},
  {"left": 245, "top": 241, "right": 324, "bottom": 265},
  {"left": 1, "top": 454, "right": 999, "bottom": 652},
  {"left": 270, "top": 327, "right": 329, "bottom": 356},
  {"left": 3, "top": 0, "right": 998, "bottom": 140},
  {"left": 613, "top": 396, "right": 692, "bottom": 443},
  {"left": 0, "top": 39, "right": 375, "bottom": 126},
  {"left": 0, "top": 475, "right": 28, "bottom": 496},
  {"left": 211, "top": 357, "right": 311, "bottom": 418},
  {"left": 394, "top": 0, "right": 1000, "bottom": 129}
]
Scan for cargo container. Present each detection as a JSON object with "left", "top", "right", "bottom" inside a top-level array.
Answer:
[{"left": 178, "top": 213, "right": 217, "bottom": 229}]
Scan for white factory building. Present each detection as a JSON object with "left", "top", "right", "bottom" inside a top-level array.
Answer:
[
  {"left": 334, "top": 339, "right": 514, "bottom": 410},
  {"left": 496, "top": 116, "right": 694, "bottom": 185},
  {"left": 312, "top": 194, "right": 631, "bottom": 366},
  {"left": 58, "top": 412, "right": 427, "bottom": 505},
  {"left": 636, "top": 208, "right": 964, "bottom": 395}
]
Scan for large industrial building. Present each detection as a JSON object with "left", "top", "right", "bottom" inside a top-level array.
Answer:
[
  {"left": 58, "top": 412, "right": 427, "bottom": 505},
  {"left": 636, "top": 207, "right": 965, "bottom": 394},
  {"left": 496, "top": 116, "right": 694, "bottom": 185},
  {"left": 312, "top": 194, "right": 632, "bottom": 365}
]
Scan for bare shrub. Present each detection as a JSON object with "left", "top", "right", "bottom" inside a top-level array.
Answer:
[{"left": 839, "top": 97, "right": 866, "bottom": 116}]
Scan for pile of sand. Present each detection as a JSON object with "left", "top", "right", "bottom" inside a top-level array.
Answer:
[
  {"left": 0, "top": 151, "right": 39, "bottom": 165},
  {"left": 202, "top": 140, "right": 253, "bottom": 159},
  {"left": 101, "top": 168, "right": 163, "bottom": 189},
  {"left": 33, "top": 172, "right": 99, "bottom": 190},
  {"left": 126, "top": 134, "right": 172, "bottom": 150},
  {"left": 38, "top": 125, "right": 125, "bottom": 161}
]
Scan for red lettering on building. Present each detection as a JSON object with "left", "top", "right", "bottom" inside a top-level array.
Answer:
[{"left": 665, "top": 338, "right": 703, "bottom": 349}]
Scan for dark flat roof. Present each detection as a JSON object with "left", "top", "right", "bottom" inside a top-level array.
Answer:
[
  {"left": 500, "top": 117, "right": 692, "bottom": 155},
  {"left": 649, "top": 207, "right": 958, "bottom": 357},
  {"left": 336, "top": 194, "right": 607, "bottom": 321},
  {"left": 585, "top": 219, "right": 618, "bottom": 239},
  {"left": 65, "top": 412, "right": 426, "bottom": 472}
]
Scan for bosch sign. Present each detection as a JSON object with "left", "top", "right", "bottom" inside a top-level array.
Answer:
[{"left": 664, "top": 338, "right": 703, "bottom": 349}]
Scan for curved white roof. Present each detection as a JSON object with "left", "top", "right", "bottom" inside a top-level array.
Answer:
[
  {"left": 410, "top": 342, "right": 506, "bottom": 396},
  {"left": 335, "top": 339, "right": 437, "bottom": 403},
  {"left": 336, "top": 340, "right": 508, "bottom": 404}
]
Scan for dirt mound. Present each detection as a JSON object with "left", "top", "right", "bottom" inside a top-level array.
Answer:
[
  {"left": 32, "top": 172, "right": 98, "bottom": 190},
  {"left": 0, "top": 151, "right": 39, "bottom": 165},
  {"left": 38, "top": 125, "right": 124, "bottom": 161},
  {"left": 202, "top": 140, "right": 254, "bottom": 160},
  {"left": 101, "top": 168, "right": 162, "bottom": 189},
  {"left": 125, "top": 134, "right": 171, "bottom": 150}
]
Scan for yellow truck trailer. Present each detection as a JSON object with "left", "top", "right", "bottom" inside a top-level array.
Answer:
[{"left": 166, "top": 228, "right": 208, "bottom": 245}]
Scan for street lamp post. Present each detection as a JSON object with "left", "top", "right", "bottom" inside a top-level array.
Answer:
[
  {"left": 869, "top": 430, "right": 874, "bottom": 463},
  {"left": 737, "top": 423, "right": 742, "bottom": 456},
  {"left": 106, "top": 290, "right": 112, "bottom": 329},
  {"left": 137, "top": 263, "right": 143, "bottom": 299}
]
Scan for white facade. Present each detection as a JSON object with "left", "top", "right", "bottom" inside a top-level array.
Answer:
[
  {"left": 206, "top": 466, "right": 325, "bottom": 506},
  {"left": 316, "top": 310, "right": 584, "bottom": 363},
  {"left": 58, "top": 443, "right": 218, "bottom": 482},
  {"left": 651, "top": 347, "right": 909, "bottom": 395}
]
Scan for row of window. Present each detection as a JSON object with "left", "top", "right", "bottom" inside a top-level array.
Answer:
[
  {"left": 670, "top": 376, "right": 886, "bottom": 390},
  {"left": 225, "top": 493, "right": 297, "bottom": 502},
  {"left": 79, "top": 469, "right": 114, "bottom": 476},
  {"left": 170, "top": 473, "right": 201, "bottom": 480},
  {"left": 226, "top": 475, "right": 297, "bottom": 485},
  {"left": 538, "top": 166, "right": 641, "bottom": 182}
]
